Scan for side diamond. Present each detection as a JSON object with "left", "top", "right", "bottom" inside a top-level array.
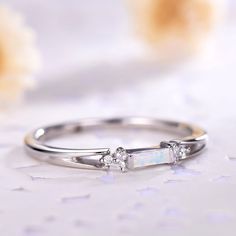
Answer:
[
  {"left": 161, "top": 141, "right": 191, "bottom": 163},
  {"left": 113, "top": 147, "right": 129, "bottom": 172},
  {"left": 100, "top": 154, "right": 113, "bottom": 167},
  {"left": 100, "top": 147, "right": 129, "bottom": 172}
]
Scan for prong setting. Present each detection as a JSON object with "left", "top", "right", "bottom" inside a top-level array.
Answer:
[
  {"left": 161, "top": 140, "right": 191, "bottom": 164},
  {"left": 100, "top": 147, "right": 130, "bottom": 172}
]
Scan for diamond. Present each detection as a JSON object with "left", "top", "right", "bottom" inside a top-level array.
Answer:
[
  {"left": 178, "top": 145, "right": 191, "bottom": 159},
  {"left": 100, "top": 147, "right": 129, "bottom": 172},
  {"left": 161, "top": 141, "right": 191, "bottom": 163},
  {"left": 101, "top": 154, "right": 113, "bottom": 167},
  {"left": 113, "top": 147, "right": 127, "bottom": 161},
  {"left": 113, "top": 147, "right": 129, "bottom": 172},
  {"left": 170, "top": 142, "right": 191, "bottom": 163}
]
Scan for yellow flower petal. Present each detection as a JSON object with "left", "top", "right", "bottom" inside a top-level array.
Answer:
[{"left": 0, "top": 5, "right": 41, "bottom": 105}]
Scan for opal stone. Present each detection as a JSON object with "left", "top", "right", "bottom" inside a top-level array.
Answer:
[{"left": 129, "top": 148, "right": 171, "bottom": 169}]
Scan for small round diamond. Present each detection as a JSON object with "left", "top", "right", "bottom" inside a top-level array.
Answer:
[
  {"left": 113, "top": 147, "right": 128, "bottom": 172},
  {"left": 114, "top": 147, "right": 127, "bottom": 161},
  {"left": 100, "top": 147, "right": 129, "bottom": 172},
  {"left": 117, "top": 160, "right": 127, "bottom": 172},
  {"left": 178, "top": 146, "right": 191, "bottom": 158},
  {"left": 165, "top": 141, "right": 191, "bottom": 163},
  {"left": 101, "top": 154, "right": 113, "bottom": 167}
]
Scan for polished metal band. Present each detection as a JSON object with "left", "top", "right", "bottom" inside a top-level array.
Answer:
[{"left": 24, "top": 117, "right": 208, "bottom": 172}]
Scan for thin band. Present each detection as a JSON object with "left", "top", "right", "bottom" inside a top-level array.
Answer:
[{"left": 24, "top": 117, "right": 208, "bottom": 172}]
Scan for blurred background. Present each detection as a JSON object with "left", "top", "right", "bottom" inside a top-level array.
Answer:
[
  {"left": 0, "top": 0, "right": 232, "bottom": 109},
  {"left": 1, "top": 0, "right": 235, "bottom": 151},
  {"left": 0, "top": 0, "right": 236, "bottom": 235}
]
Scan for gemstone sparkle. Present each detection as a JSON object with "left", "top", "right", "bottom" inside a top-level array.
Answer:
[
  {"left": 170, "top": 142, "right": 191, "bottom": 163},
  {"left": 161, "top": 140, "right": 191, "bottom": 163},
  {"left": 101, "top": 147, "right": 129, "bottom": 172}
]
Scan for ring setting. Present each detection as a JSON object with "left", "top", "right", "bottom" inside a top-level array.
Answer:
[
  {"left": 100, "top": 141, "right": 191, "bottom": 172},
  {"left": 24, "top": 117, "right": 207, "bottom": 173},
  {"left": 100, "top": 147, "right": 130, "bottom": 172}
]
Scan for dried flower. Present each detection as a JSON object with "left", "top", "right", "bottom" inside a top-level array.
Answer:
[
  {"left": 0, "top": 6, "right": 41, "bottom": 105},
  {"left": 129, "top": 0, "right": 223, "bottom": 62}
]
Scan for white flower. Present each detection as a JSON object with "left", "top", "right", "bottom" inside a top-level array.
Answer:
[
  {"left": 0, "top": 5, "right": 41, "bottom": 105},
  {"left": 129, "top": 0, "right": 224, "bottom": 62}
]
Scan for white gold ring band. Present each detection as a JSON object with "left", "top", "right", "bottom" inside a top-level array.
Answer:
[{"left": 24, "top": 117, "right": 208, "bottom": 172}]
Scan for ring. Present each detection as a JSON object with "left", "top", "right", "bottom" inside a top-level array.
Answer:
[{"left": 24, "top": 117, "right": 208, "bottom": 172}]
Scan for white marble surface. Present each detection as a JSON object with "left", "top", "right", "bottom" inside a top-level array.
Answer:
[{"left": 1, "top": 1, "right": 236, "bottom": 235}]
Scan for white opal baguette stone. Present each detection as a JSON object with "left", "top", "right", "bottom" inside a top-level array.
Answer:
[{"left": 128, "top": 148, "right": 172, "bottom": 169}]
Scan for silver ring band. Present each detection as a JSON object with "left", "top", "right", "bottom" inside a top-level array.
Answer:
[{"left": 24, "top": 117, "right": 208, "bottom": 172}]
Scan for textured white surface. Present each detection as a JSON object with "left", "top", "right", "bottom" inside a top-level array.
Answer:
[{"left": 1, "top": 1, "right": 236, "bottom": 236}]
